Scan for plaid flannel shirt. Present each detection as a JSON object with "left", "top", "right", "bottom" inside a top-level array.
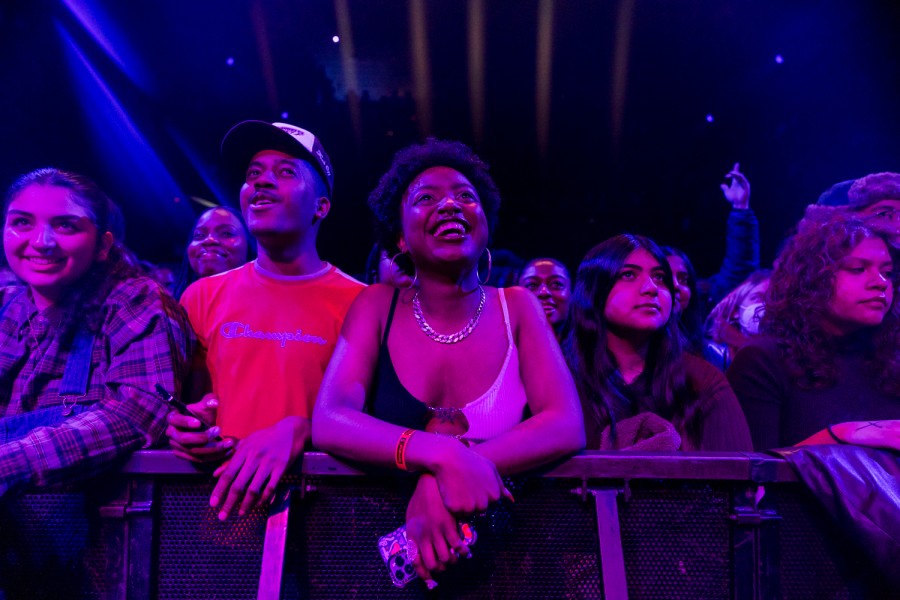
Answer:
[{"left": 0, "top": 277, "right": 193, "bottom": 496}]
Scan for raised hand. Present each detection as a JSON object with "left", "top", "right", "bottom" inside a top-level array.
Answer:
[{"left": 720, "top": 162, "right": 751, "bottom": 210}]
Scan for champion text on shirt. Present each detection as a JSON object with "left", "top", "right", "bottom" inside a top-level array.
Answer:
[{"left": 220, "top": 322, "right": 328, "bottom": 347}]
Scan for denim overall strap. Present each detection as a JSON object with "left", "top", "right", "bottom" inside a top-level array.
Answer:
[
  {"left": 58, "top": 329, "right": 94, "bottom": 397},
  {"left": 0, "top": 328, "right": 95, "bottom": 444}
]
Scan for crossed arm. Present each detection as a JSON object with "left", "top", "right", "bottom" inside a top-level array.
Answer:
[{"left": 312, "top": 284, "right": 585, "bottom": 581}]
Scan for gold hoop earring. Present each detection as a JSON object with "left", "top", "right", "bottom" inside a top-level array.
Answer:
[
  {"left": 388, "top": 252, "right": 418, "bottom": 289},
  {"left": 477, "top": 248, "right": 492, "bottom": 285}
]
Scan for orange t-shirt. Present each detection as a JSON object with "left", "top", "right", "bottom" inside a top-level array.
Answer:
[{"left": 180, "top": 262, "right": 364, "bottom": 439}]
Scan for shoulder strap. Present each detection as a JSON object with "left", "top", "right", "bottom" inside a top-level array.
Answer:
[
  {"left": 497, "top": 288, "right": 513, "bottom": 344},
  {"left": 58, "top": 328, "right": 95, "bottom": 397},
  {"left": 381, "top": 288, "right": 401, "bottom": 347}
]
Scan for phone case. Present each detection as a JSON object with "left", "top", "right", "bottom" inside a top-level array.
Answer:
[
  {"left": 377, "top": 525, "right": 418, "bottom": 588},
  {"left": 377, "top": 522, "right": 478, "bottom": 588}
]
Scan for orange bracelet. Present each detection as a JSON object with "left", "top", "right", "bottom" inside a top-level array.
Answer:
[{"left": 395, "top": 428, "right": 416, "bottom": 471}]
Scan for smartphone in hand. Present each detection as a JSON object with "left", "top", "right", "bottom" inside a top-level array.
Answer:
[
  {"left": 378, "top": 525, "right": 417, "bottom": 588},
  {"left": 155, "top": 383, "right": 212, "bottom": 432},
  {"left": 377, "top": 522, "right": 477, "bottom": 588}
]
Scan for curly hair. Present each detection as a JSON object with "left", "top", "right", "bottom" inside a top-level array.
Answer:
[
  {"left": 367, "top": 138, "right": 501, "bottom": 257},
  {"left": 563, "top": 234, "right": 705, "bottom": 448},
  {"left": 3, "top": 168, "right": 143, "bottom": 342},
  {"left": 763, "top": 206, "right": 900, "bottom": 392},
  {"left": 661, "top": 246, "right": 704, "bottom": 351}
]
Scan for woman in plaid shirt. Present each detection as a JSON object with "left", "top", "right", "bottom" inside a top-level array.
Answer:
[{"left": 0, "top": 167, "right": 193, "bottom": 497}]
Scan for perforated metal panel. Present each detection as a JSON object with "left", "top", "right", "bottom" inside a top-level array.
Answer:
[
  {"left": 0, "top": 482, "right": 120, "bottom": 600},
  {"left": 772, "top": 485, "right": 900, "bottom": 600},
  {"left": 12, "top": 457, "right": 896, "bottom": 599},
  {"left": 285, "top": 477, "right": 602, "bottom": 599},
  {"left": 618, "top": 482, "right": 733, "bottom": 600},
  {"left": 157, "top": 478, "right": 271, "bottom": 600}
]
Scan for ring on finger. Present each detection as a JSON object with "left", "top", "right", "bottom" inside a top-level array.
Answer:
[{"left": 407, "top": 538, "right": 419, "bottom": 563}]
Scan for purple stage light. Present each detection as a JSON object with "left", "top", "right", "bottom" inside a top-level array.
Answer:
[
  {"left": 706, "top": 114, "right": 714, "bottom": 123},
  {"left": 332, "top": 35, "right": 340, "bottom": 43},
  {"left": 56, "top": 22, "right": 186, "bottom": 229},
  {"left": 226, "top": 57, "right": 235, "bottom": 66},
  {"left": 775, "top": 54, "right": 784, "bottom": 64},
  {"left": 281, "top": 112, "right": 289, "bottom": 119}
]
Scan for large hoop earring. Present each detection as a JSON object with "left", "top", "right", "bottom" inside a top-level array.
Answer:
[
  {"left": 477, "top": 248, "right": 492, "bottom": 285},
  {"left": 388, "top": 252, "right": 418, "bottom": 289}
]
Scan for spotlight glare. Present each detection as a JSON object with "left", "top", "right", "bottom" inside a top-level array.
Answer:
[
  {"left": 775, "top": 54, "right": 784, "bottom": 64},
  {"left": 706, "top": 114, "right": 714, "bottom": 123},
  {"left": 281, "top": 112, "right": 289, "bottom": 119},
  {"left": 226, "top": 57, "right": 235, "bottom": 67},
  {"left": 332, "top": 35, "right": 340, "bottom": 43}
]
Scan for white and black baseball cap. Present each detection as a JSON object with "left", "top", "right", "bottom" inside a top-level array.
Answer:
[{"left": 221, "top": 120, "right": 334, "bottom": 196}]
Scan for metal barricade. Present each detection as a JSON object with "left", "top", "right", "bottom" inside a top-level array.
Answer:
[{"left": 1, "top": 451, "right": 895, "bottom": 599}]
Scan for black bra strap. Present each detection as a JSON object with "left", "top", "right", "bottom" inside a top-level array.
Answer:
[{"left": 381, "top": 288, "right": 401, "bottom": 347}]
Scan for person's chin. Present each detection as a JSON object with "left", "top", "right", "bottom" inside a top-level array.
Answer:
[
  {"left": 28, "top": 278, "right": 74, "bottom": 299},
  {"left": 201, "top": 257, "right": 234, "bottom": 274},
  {"left": 247, "top": 224, "right": 287, "bottom": 239},
  {"left": 20, "top": 270, "right": 66, "bottom": 286}
]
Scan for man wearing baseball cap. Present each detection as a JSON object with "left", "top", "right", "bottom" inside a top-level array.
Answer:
[{"left": 168, "top": 121, "right": 364, "bottom": 520}]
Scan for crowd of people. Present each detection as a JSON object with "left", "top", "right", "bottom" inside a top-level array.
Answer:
[{"left": 2, "top": 119, "right": 899, "bottom": 585}]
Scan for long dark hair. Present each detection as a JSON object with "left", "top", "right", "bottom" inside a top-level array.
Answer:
[
  {"left": 564, "top": 234, "right": 703, "bottom": 447},
  {"left": 172, "top": 205, "right": 255, "bottom": 299},
  {"left": 3, "top": 168, "right": 141, "bottom": 341},
  {"left": 764, "top": 208, "right": 900, "bottom": 393},
  {"left": 661, "top": 246, "right": 704, "bottom": 351}
]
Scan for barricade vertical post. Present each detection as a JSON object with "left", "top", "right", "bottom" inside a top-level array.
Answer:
[
  {"left": 731, "top": 484, "right": 759, "bottom": 600},
  {"left": 125, "top": 477, "right": 157, "bottom": 600},
  {"left": 730, "top": 484, "right": 781, "bottom": 600},
  {"left": 257, "top": 486, "right": 294, "bottom": 600},
  {"left": 591, "top": 487, "right": 628, "bottom": 600},
  {"left": 96, "top": 479, "right": 130, "bottom": 600}
]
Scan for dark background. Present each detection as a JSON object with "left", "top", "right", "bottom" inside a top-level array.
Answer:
[{"left": 2, "top": 0, "right": 899, "bottom": 278}]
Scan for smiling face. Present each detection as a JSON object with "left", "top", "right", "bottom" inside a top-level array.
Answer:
[
  {"left": 604, "top": 248, "right": 673, "bottom": 340},
  {"left": 3, "top": 183, "right": 112, "bottom": 310},
  {"left": 238, "top": 149, "right": 329, "bottom": 246},
  {"left": 823, "top": 236, "right": 894, "bottom": 336},
  {"left": 187, "top": 208, "right": 250, "bottom": 277},
  {"left": 397, "top": 166, "right": 488, "bottom": 272},
  {"left": 520, "top": 259, "right": 571, "bottom": 326},
  {"left": 666, "top": 254, "right": 692, "bottom": 314}
]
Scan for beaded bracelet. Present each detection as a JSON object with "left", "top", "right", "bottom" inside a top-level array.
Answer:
[
  {"left": 826, "top": 424, "right": 848, "bottom": 445},
  {"left": 395, "top": 428, "right": 417, "bottom": 471}
]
